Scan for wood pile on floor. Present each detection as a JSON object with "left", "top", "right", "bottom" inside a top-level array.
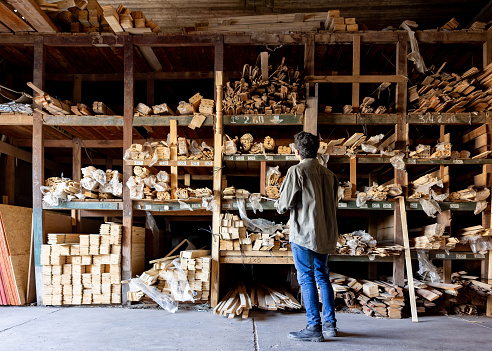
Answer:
[
  {"left": 223, "top": 54, "right": 305, "bottom": 116},
  {"left": 331, "top": 273, "right": 405, "bottom": 319},
  {"left": 39, "top": 0, "right": 162, "bottom": 34},
  {"left": 415, "top": 271, "right": 492, "bottom": 316},
  {"left": 218, "top": 214, "right": 290, "bottom": 251},
  {"left": 214, "top": 281, "right": 301, "bottom": 319},
  {"left": 41, "top": 222, "right": 132, "bottom": 305},
  {"left": 336, "top": 231, "right": 403, "bottom": 257},
  {"left": 128, "top": 249, "right": 211, "bottom": 303},
  {"left": 409, "top": 223, "right": 458, "bottom": 250},
  {"left": 408, "top": 62, "right": 492, "bottom": 113}
]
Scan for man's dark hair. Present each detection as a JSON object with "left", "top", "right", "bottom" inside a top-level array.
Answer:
[{"left": 294, "top": 131, "right": 319, "bottom": 159}]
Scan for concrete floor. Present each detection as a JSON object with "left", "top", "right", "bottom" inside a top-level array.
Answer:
[{"left": 1, "top": 306, "right": 492, "bottom": 351}]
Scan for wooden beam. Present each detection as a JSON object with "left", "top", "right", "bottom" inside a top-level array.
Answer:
[
  {"left": 0, "top": 140, "right": 66, "bottom": 171},
  {"left": 122, "top": 35, "right": 134, "bottom": 304},
  {"left": 304, "top": 33, "right": 314, "bottom": 76},
  {"left": 484, "top": 37, "right": 492, "bottom": 68},
  {"left": 7, "top": 0, "right": 57, "bottom": 33},
  {"left": 214, "top": 35, "right": 224, "bottom": 101},
  {"left": 32, "top": 35, "right": 45, "bottom": 306},
  {"left": 0, "top": 1, "right": 34, "bottom": 32},
  {"left": 306, "top": 75, "right": 407, "bottom": 83},
  {"left": 352, "top": 35, "right": 360, "bottom": 112},
  {"left": 72, "top": 137, "right": 81, "bottom": 231},
  {"left": 138, "top": 46, "right": 162, "bottom": 72}
]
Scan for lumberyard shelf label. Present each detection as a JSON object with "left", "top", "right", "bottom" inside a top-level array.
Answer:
[
  {"left": 191, "top": 161, "right": 200, "bottom": 166},
  {"left": 224, "top": 156, "right": 233, "bottom": 161},
  {"left": 416, "top": 114, "right": 457, "bottom": 124},
  {"left": 223, "top": 203, "right": 232, "bottom": 209},
  {"left": 450, "top": 204, "right": 460, "bottom": 209},
  {"left": 134, "top": 161, "right": 144, "bottom": 165},
  {"left": 266, "top": 156, "right": 274, "bottom": 160},
  {"left": 474, "top": 254, "right": 486, "bottom": 258},
  {"left": 436, "top": 253, "right": 446, "bottom": 259},
  {"left": 177, "top": 161, "right": 186, "bottom": 166},
  {"left": 453, "top": 160, "right": 464, "bottom": 164},
  {"left": 158, "top": 161, "right": 169, "bottom": 166},
  {"left": 383, "top": 203, "right": 392, "bottom": 209},
  {"left": 409, "top": 203, "right": 418, "bottom": 208},
  {"left": 455, "top": 254, "right": 467, "bottom": 259},
  {"left": 205, "top": 161, "right": 213, "bottom": 166},
  {"left": 248, "top": 156, "right": 256, "bottom": 161},
  {"left": 286, "top": 155, "right": 298, "bottom": 160},
  {"left": 191, "top": 203, "right": 201, "bottom": 209},
  {"left": 338, "top": 202, "right": 348, "bottom": 208},
  {"left": 236, "top": 156, "right": 244, "bottom": 161},
  {"left": 372, "top": 203, "right": 381, "bottom": 208}
]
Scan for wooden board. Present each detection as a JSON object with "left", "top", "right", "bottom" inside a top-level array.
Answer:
[{"left": 131, "top": 226, "right": 145, "bottom": 277}]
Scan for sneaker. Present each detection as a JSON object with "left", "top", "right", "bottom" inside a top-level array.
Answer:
[
  {"left": 322, "top": 322, "right": 338, "bottom": 338},
  {"left": 287, "top": 325, "right": 323, "bottom": 342}
]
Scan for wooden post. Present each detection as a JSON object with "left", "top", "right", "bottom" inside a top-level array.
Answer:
[
  {"left": 304, "top": 83, "right": 318, "bottom": 135},
  {"left": 32, "top": 36, "right": 45, "bottom": 305},
  {"left": 443, "top": 260, "right": 452, "bottom": 284},
  {"left": 122, "top": 36, "right": 134, "bottom": 304},
  {"left": 214, "top": 35, "right": 224, "bottom": 101},
  {"left": 211, "top": 70, "right": 224, "bottom": 307},
  {"left": 352, "top": 35, "right": 361, "bottom": 112},
  {"left": 170, "top": 120, "right": 178, "bottom": 199},
  {"left": 72, "top": 138, "right": 81, "bottom": 231},
  {"left": 350, "top": 157, "right": 357, "bottom": 198},
  {"left": 5, "top": 150, "right": 15, "bottom": 205},
  {"left": 393, "top": 33, "right": 408, "bottom": 287},
  {"left": 260, "top": 161, "right": 266, "bottom": 195},
  {"left": 73, "top": 74, "right": 82, "bottom": 104}
]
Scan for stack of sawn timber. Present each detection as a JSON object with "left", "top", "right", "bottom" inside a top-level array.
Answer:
[
  {"left": 214, "top": 281, "right": 301, "bottom": 319},
  {"left": 408, "top": 63, "right": 492, "bottom": 113}
]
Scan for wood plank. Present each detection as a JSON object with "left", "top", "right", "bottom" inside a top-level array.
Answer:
[
  {"left": 0, "top": 1, "right": 33, "bottom": 32},
  {"left": 352, "top": 35, "right": 360, "bottom": 111},
  {"left": 7, "top": 0, "right": 57, "bottom": 33},
  {"left": 122, "top": 35, "right": 133, "bottom": 304},
  {"left": 138, "top": 46, "right": 162, "bottom": 72}
]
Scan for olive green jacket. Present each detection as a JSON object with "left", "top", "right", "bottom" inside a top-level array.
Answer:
[{"left": 276, "top": 158, "right": 339, "bottom": 254}]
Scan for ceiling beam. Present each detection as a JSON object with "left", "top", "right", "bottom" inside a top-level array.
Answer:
[
  {"left": 137, "top": 46, "right": 162, "bottom": 72},
  {"left": 6, "top": 0, "right": 57, "bottom": 33},
  {"left": 0, "top": 140, "right": 69, "bottom": 171},
  {"left": 0, "top": 1, "right": 33, "bottom": 32}
]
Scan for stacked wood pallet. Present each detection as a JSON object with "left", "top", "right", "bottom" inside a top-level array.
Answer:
[
  {"left": 330, "top": 273, "right": 405, "bottom": 319},
  {"left": 408, "top": 63, "right": 492, "bottom": 114},
  {"left": 129, "top": 250, "right": 211, "bottom": 303},
  {"left": 214, "top": 281, "right": 301, "bottom": 319},
  {"left": 223, "top": 54, "right": 305, "bottom": 116},
  {"left": 409, "top": 223, "right": 459, "bottom": 250},
  {"left": 218, "top": 214, "right": 290, "bottom": 251},
  {"left": 41, "top": 222, "right": 131, "bottom": 305},
  {"left": 336, "top": 231, "right": 403, "bottom": 257}
]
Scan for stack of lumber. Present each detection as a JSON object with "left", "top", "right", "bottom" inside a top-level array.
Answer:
[
  {"left": 41, "top": 222, "right": 138, "bottom": 305},
  {"left": 79, "top": 166, "right": 123, "bottom": 200},
  {"left": 409, "top": 223, "right": 458, "bottom": 250},
  {"left": 28, "top": 82, "right": 72, "bottom": 116},
  {"left": 448, "top": 187, "right": 490, "bottom": 202},
  {"left": 330, "top": 273, "right": 405, "bottom": 319},
  {"left": 214, "top": 281, "right": 301, "bottom": 319},
  {"left": 222, "top": 187, "right": 250, "bottom": 200},
  {"left": 336, "top": 231, "right": 403, "bottom": 257},
  {"left": 228, "top": 133, "right": 293, "bottom": 155},
  {"left": 223, "top": 54, "right": 305, "bottom": 116},
  {"left": 338, "top": 182, "right": 353, "bottom": 199},
  {"left": 325, "top": 10, "right": 360, "bottom": 32},
  {"left": 460, "top": 124, "right": 492, "bottom": 160},
  {"left": 40, "top": 1, "right": 162, "bottom": 34},
  {"left": 129, "top": 250, "right": 211, "bottom": 303},
  {"left": 456, "top": 225, "right": 492, "bottom": 238},
  {"left": 127, "top": 170, "right": 170, "bottom": 200},
  {"left": 440, "top": 18, "right": 459, "bottom": 31},
  {"left": 218, "top": 214, "right": 290, "bottom": 251},
  {"left": 93, "top": 101, "right": 115, "bottom": 115},
  {"left": 124, "top": 140, "right": 213, "bottom": 162},
  {"left": 468, "top": 21, "right": 486, "bottom": 31},
  {"left": 408, "top": 173, "right": 445, "bottom": 199},
  {"left": 409, "top": 144, "right": 431, "bottom": 158},
  {"left": 408, "top": 63, "right": 492, "bottom": 114},
  {"left": 193, "top": 12, "right": 328, "bottom": 33}
]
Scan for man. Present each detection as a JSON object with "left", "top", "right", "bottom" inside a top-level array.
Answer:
[{"left": 276, "top": 131, "right": 339, "bottom": 342}]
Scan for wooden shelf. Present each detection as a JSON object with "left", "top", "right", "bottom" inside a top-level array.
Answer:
[
  {"left": 406, "top": 201, "right": 478, "bottom": 212},
  {"left": 224, "top": 154, "right": 298, "bottom": 162},
  {"left": 126, "top": 160, "right": 214, "bottom": 167},
  {"left": 407, "top": 112, "right": 488, "bottom": 125},
  {"left": 43, "top": 115, "right": 215, "bottom": 127},
  {"left": 133, "top": 199, "right": 205, "bottom": 212},
  {"left": 43, "top": 200, "right": 123, "bottom": 210},
  {"left": 223, "top": 114, "right": 302, "bottom": 125},
  {"left": 221, "top": 199, "right": 397, "bottom": 211},
  {"left": 0, "top": 114, "right": 33, "bottom": 125},
  {"left": 328, "top": 157, "right": 492, "bottom": 165}
]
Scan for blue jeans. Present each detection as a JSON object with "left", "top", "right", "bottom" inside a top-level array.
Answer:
[{"left": 291, "top": 242, "right": 336, "bottom": 327}]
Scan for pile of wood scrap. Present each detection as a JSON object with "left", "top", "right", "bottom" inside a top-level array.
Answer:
[
  {"left": 440, "top": 18, "right": 460, "bottom": 31},
  {"left": 222, "top": 187, "right": 250, "bottom": 200},
  {"left": 214, "top": 281, "right": 301, "bottom": 319},
  {"left": 128, "top": 249, "right": 211, "bottom": 303},
  {"left": 330, "top": 273, "right": 405, "bottom": 319},
  {"left": 193, "top": 12, "right": 328, "bottom": 33},
  {"left": 357, "top": 183, "right": 402, "bottom": 204},
  {"left": 80, "top": 166, "right": 123, "bottom": 200},
  {"left": 409, "top": 223, "right": 459, "bottom": 250},
  {"left": 336, "top": 231, "right": 403, "bottom": 257},
  {"left": 41, "top": 223, "right": 133, "bottom": 305},
  {"left": 223, "top": 54, "right": 305, "bottom": 115},
  {"left": 218, "top": 214, "right": 290, "bottom": 251},
  {"left": 408, "top": 62, "right": 492, "bottom": 114}
]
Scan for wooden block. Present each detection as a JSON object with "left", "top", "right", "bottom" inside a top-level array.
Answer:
[{"left": 347, "top": 24, "right": 358, "bottom": 31}]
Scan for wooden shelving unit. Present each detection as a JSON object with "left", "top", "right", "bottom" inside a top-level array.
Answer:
[{"left": 0, "top": 30, "right": 491, "bottom": 315}]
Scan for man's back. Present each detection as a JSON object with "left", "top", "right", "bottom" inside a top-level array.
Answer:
[{"left": 277, "top": 158, "right": 338, "bottom": 254}]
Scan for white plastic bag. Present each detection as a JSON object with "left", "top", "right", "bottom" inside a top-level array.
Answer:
[
  {"left": 128, "top": 278, "right": 178, "bottom": 313},
  {"left": 417, "top": 250, "right": 440, "bottom": 282}
]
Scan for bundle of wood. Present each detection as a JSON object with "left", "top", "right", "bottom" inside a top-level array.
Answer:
[
  {"left": 214, "top": 281, "right": 301, "bottom": 320},
  {"left": 409, "top": 173, "right": 445, "bottom": 199},
  {"left": 460, "top": 124, "right": 492, "bottom": 159},
  {"left": 101, "top": 3, "right": 162, "bottom": 34},
  {"left": 80, "top": 166, "right": 123, "bottom": 199},
  {"left": 325, "top": 10, "right": 360, "bottom": 32},
  {"left": 440, "top": 18, "right": 459, "bottom": 30},
  {"left": 409, "top": 223, "right": 458, "bottom": 250},
  {"left": 93, "top": 101, "right": 115, "bottom": 115},
  {"left": 455, "top": 225, "right": 492, "bottom": 237},
  {"left": 193, "top": 12, "right": 328, "bottom": 33},
  {"left": 0, "top": 102, "right": 32, "bottom": 115},
  {"left": 319, "top": 138, "right": 347, "bottom": 156},
  {"left": 129, "top": 250, "right": 211, "bottom": 303},
  {"left": 222, "top": 187, "right": 250, "bottom": 200},
  {"left": 448, "top": 187, "right": 490, "bottom": 202},
  {"left": 408, "top": 62, "right": 492, "bottom": 114},
  {"left": 336, "top": 231, "right": 403, "bottom": 257},
  {"left": 218, "top": 214, "right": 290, "bottom": 251},
  {"left": 468, "top": 21, "right": 486, "bottom": 31},
  {"left": 409, "top": 144, "right": 431, "bottom": 158},
  {"left": 28, "top": 82, "right": 72, "bottom": 116},
  {"left": 41, "top": 223, "right": 144, "bottom": 306},
  {"left": 357, "top": 183, "right": 402, "bottom": 203},
  {"left": 125, "top": 140, "right": 213, "bottom": 162},
  {"left": 452, "top": 271, "right": 492, "bottom": 297},
  {"left": 223, "top": 54, "right": 305, "bottom": 116},
  {"left": 339, "top": 182, "right": 352, "bottom": 199},
  {"left": 330, "top": 273, "right": 405, "bottom": 319},
  {"left": 127, "top": 170, "right": 170, "bottom": 200}
]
